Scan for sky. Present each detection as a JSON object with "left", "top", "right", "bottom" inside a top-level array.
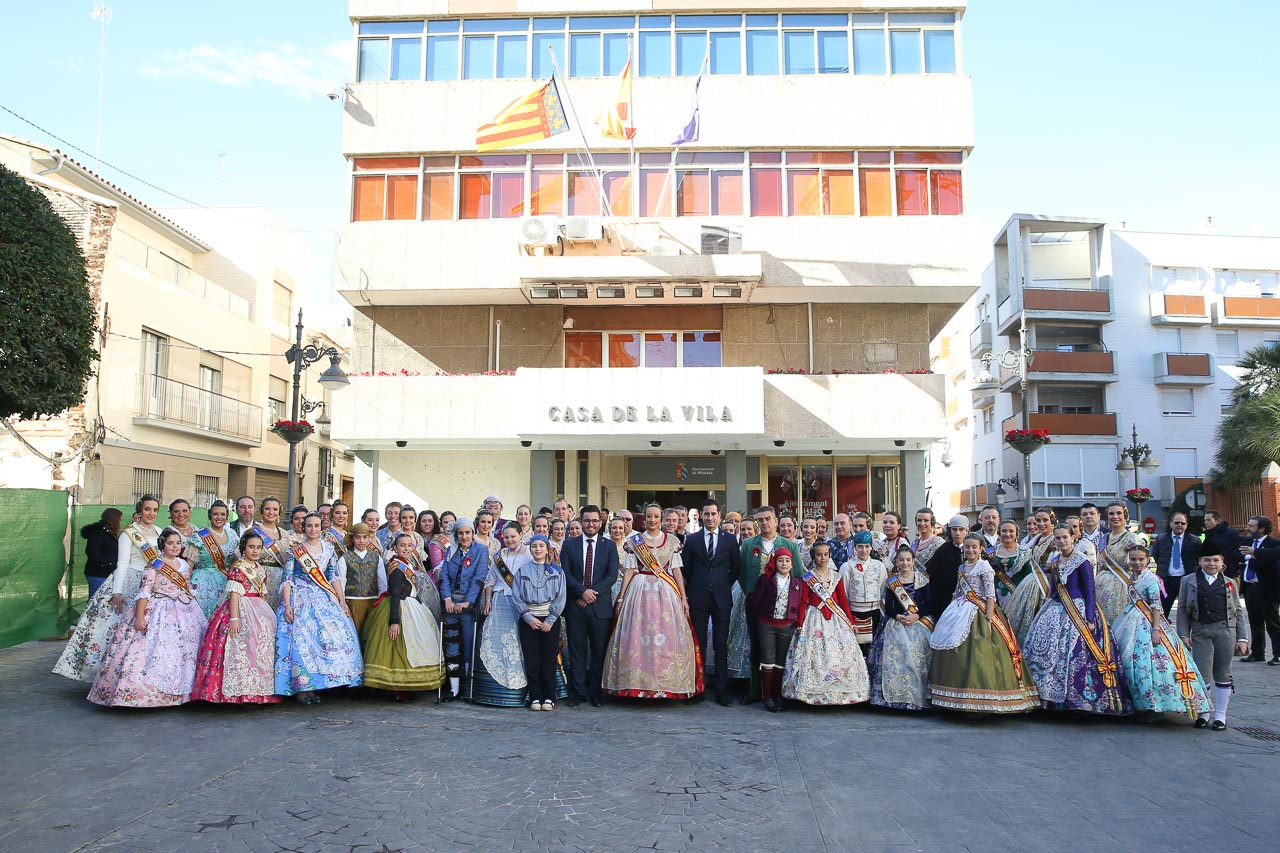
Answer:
[{"left": 1, "top": 1, "right": 1278, "bottom": 303}]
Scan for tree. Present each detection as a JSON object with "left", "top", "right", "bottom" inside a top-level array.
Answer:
[
  {"left": 0, "top": 164, "right": 98, "bottom": 420},
  {"left": 1213, "top": 341, "right": 1280, "bottom": 488}
]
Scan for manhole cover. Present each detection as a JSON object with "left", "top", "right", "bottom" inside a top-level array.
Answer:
[{"left": 1236, "top": 726, "right": 1280, "bottom": 741}]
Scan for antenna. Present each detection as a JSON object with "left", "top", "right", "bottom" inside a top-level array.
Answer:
[{"left": 90, "top": 1, "right": 113, "bottom": 172}]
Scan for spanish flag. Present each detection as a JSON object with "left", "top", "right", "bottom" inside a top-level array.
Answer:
[
  {"left": 597, "top": 58, "right": 636, "bottom": 141},
  {"left": 475, "top": 79, "right": 570, "bottom": 153}
]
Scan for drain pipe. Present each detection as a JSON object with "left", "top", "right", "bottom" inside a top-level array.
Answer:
[
  {"left": 807, "top": 302, "right": 814, "bottom": 373},
  {"left": 32, "top": 150, "right": 66, "bottom": 176},
  {"left": 495, "top": 319, "right": 503, "bottom": 371}
]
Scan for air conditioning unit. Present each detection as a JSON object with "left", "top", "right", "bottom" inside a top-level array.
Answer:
[
  {"left": 563, "top": 217, "right": 603, "bottom": 241},
  {"left": 701, "top": 226, "right": 743, "bottom": 255},
  {"left": 519, "top": 216, "right": 559, "bottom": 248}
]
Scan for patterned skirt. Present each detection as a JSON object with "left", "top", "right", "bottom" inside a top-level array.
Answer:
[
  {"left": 868, "top": 618, "right": 932, "bottom": 710},
  {"left": 782, "top": 606, "right": 869, "bottom": 705},
  {"left": 89, "top": 596, "right": 207, "bottom": 708},
  {"left": 273, "top": 583, "right": 364, "bottom": 695},
  {"left": 53, "top": 583, "right": 124, "bottom": 683},
  {"left": 602, "top": 572, "right": 703, "bottom": 699},
  {"left": 190, "top": 565, "right": 229, "bottom": 621},
  {"left": 1113, "top": 604, "right": 1209, "bottom": 717},
  {"left": 929, "top": 601, "right": 1038, "bottom": 714},
  {"left": 192, "top": 593, "right": 281, "bottom": 704},
  {"left": 1025, "top": 599, "right": 1132, "bottom": 715},
  {"left": 726, "top": 583, "right": 753, "bottom": 679}
]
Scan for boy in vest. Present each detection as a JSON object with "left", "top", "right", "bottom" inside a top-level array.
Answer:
[
  {"left": 340, "top": 522, "right": 387, "bottom": 635},
  {"left": 1177, "top": 553, "right": 1248, "bottom": 730}
]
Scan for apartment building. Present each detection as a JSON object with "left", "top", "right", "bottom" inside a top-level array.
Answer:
[{"left": 333, "top": 2, "right": 981, "bottom": 517}]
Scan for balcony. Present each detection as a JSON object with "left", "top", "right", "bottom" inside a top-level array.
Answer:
[
  {"left": 998, "top": 287, "right": 1113, "bottom": 333},
  {"left": 1214, "top": 296, "right": 1280, "bottom": 327},
  {"left": 1002, "top": 412, "right": 1118, "bottom": 436},
  {"left": 1149, "top": 292, "right": 1209, "bottom": 325},
  {"left": 133, "top": 374, "right": 263, "bottom": 445},
  {"left": 1153, "top": 352, "right": 1216, "bottom": 386},
  {"left": 1025, "top": 349, "right": 1116, "bottom": 383},
  {"left": 970, "top": 322, "right": 993, "bottom": 357},
  {"left": 958, "top": 482, "right": 994, "bottom": 511}
]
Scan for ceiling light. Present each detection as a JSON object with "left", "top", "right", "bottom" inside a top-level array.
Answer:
[
  {"left": 595, "top": 286, "right": 626, "bottom": 298},
  {"left": 558, "top": 286, "right": 588, "bottom": 299},
  {"left": 636, "top": 286, "right": 664, "bottom": 299},
  {"left": 673, "top": 285, "right": 703, "bottom": 298},
  {"left": 712, "top": 286, "right": 742, "bottom": 298},
  {"left": 529, "top": 287, "right": 557, "bottom": 299}
]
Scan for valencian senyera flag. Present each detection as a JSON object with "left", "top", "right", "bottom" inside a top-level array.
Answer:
[
  {"left": 596, "top": 57, "right": 636, "bottom": 140},
  {"left": 671, "top": 72, "right": 701, "bottom": 145},
  {"left": 476, "top": 78, "right": 570, "bottom": 152}
]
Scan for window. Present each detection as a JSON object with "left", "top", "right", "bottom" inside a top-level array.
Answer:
[
  {"left": 1032, "top": 446, "right": 1116, "bottom": 500},
  {"left": 268, "top": 376, "right": 287, "bottom": 424},
  {"left": 1161, "top": 388, "right": 1194, "bottom": 416},
  {"left": 1216, "top": 331, "right": 1240, "bottom": 359},
  {"left": 351, "top": 158, "right": 420, "bottom": 221},
  {"left": 1164, "top": 448, "right": 1198, "bottom": 478},
  {"left": 564, "top": 330, "right": 721, "bottom": 367},
  {"left": 140, "top": 329, "right": 168, "bottom": 378},
  {"left": 271, "top": 282, "right": 292, "bottom": 327},
  {"left": 357, "top": 21, "right": 425, "bottom": 81},
  {"left": 1220, "top": 386, "right": 1235, "bottom": 412},
  {"left": 458, "top": 155, "right": 525, "bottom": 219},
  {"left": 132, "top": 468, "right": 164, "bottom": 503},
  {"left": 981, "top": 407, "right": 994, "bottom": 434},
  {"left": 195, "top": 475, "right": 219, "bottom": 509},
  {"left": 1156, "top": 327, "right": 1182, "bottom": 353},
  {"left": 427, "top": 21, "right": 461, "bottom": 80}
]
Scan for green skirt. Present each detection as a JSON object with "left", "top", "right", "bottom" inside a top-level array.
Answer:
[
  {"left": 361, "top": 597, "right": 445, "bottom": 691},
  {"left": 929, "top": 610, "right": 1038, "bottom": 714}
]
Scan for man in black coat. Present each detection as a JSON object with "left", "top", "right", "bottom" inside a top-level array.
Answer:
[
  {"left": 1236, "top": 515, "right": 1280, "bottom": 664},
  {"left": 1150, "top": 512, "right": 1202, "bottom": 617},
  {"left": 1199, "top": 511, "right": 1240, "bottom": 566},
  {"left": 561, "top": 504, "right": 620, "bottom": 706},
  {"left": 926, "top": 516, "right": 969, "bottom": 623},
  {"left": 680, "top": 498, "right": 741, "bottom": 706}
]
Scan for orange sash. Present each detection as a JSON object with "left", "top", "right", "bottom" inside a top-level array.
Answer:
[
  {"left": 125, "top": 525, "right": 160, "bottom": 563},
  {"left": 230, "top": 559, "right": 266, "bottom": 596},
  {"left": 800, "top": 571, "right": 857, "bottom": 633},
  {"left": 251, "top": 525, "right": 288, "bottom": 566},
  {"left": 1135, "top": 598, "right": 1199, "bottom": 719},
  {"left": 196, "top": 528, "right": 228, "bottom": 576},
  {"left": 325, "top": 527, "right": 347, "bottom": 557},
  {"left": 389, "top": 554, "right": 417, "bottom": 588},
  {"left": 152, "top": 559, "right": 192, "bottom": 596},
  {"left": 964, "top": 590, "right": 1025, "bottom": 680},
  {"left": 290, "top": 543, "right": 340, "bottom": 600},
  {"left": 627, "top": 533, "right": 683, "bottom": 598},
  {"left": 1055, "top": 579, "right": 1123, "bottom": 711},
  {"left": 887, "top": 576, "right": 935, "bottom": 631}
]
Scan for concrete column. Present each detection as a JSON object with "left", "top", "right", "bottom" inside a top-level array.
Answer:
[
  {"left": 726, "top": 450, "right": 748, "bottom": 517},
  {"left": 900, "top": 449, "right": 926, "bottom": 513},
  {"left": 354, "top": 450, "right": 379, "bottom": 515},
  {"left": 530, "top": 450, "right": 556, "bottom": 508}
]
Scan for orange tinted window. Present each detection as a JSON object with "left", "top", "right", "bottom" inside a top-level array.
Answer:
[
  {"left": 859, "top": 151, "right": 891, "bottom": 165},
  {"left": 713, "top": 171, "right": 743, "bottom": 216},
  {"left": 608, "top": 333, "right": 640, "bottom": 367},
  {"left": 459, "top": 173, "right": 491, "bottom": 220},
  {"left": 352, "top": 176, "right": 385, "bottom": 221},
  {"left": 787, "top": 169, "right": 821, "bottom": 216},
  {"left": 677, "top": 170, "right": 710, "bottom": 216},
  {"left": 568, "top": 173, "right": 601, "bottom": 216},
  {"left": 897, "top": 151, "right": 963, "bottom": 165},
  {"left": 492, "top": 173, "right": 525, "bottom": 219},
  {"left": 896, "top": 169, "right": 929, "bottom": 215},
  {"left": 824, "top": 170, "right": 855, "bottom": 215},
  {"left": 565, "top": 333, "right": 603, "bottom": 368},
  {"left": 386, "top": 175, "right": 418, "bottom": 220},
  {"left": 859, "top": 168, "right": 891, "bottom": 216},
  {"left": 353, "top": 157, "right": 419, "bottom": 171},
  {"left": 640, "top": 170, "right": 671, "bottom": 217},
  {"left": 603, "top": 171, "right": 632, "bottom": 217},
  {"left": 787, "top": 151, "right": 854, "bottom": 165},
  {"left": 751, "top": 168, "right": 782, "bottom": 216},
  {"left": 424, "top": 173, "right": 454, "bottom": 220},
  {"left": 930, "top": 170, "right": 963, "bottom": 215},
  {"left": 531, "top": 171, "right": 564, "bottom": 216}
]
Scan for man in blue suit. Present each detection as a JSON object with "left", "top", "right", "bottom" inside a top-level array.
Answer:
[
  {"left": 561, "top": 504, "right": 620, "bottom": 707},
  {"left": 681, "top": 498, "right": 742, "bottom": 706}
]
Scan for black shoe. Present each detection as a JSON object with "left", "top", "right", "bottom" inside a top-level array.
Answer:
[
  {"left": 589, "top": 695, "right": 604, "bottom": 708},
  {"left": 1194, "top": 717, "right": 1209, "bottom": 728},
  {"left": 715, "top": 693, "right": 733, "bottom": 707},
  {"left": 1211, "top": 720, "right": 1227, "bottom": 731},
  {"left": 1269, "top": 657, "right": 1280, "bottom": 666},
  {"left": 1243, "top": 655, "right": 1265, "bottom": 662},
  {"left": 566, "top": 694, "right": 583, "bottom": 707},
  {"left": 688, "top": 693, "right": 706, "bottom": 705}
]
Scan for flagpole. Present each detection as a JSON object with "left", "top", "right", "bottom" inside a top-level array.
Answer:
[
  {"left": 627, "top": 34, "right": 637, "bottom": 227},
  {"left": 548, "top": 47, "right": 614, "bottom": 220},
  {"left": 650, "top": 43, "right": 709, "bottom": 224}
]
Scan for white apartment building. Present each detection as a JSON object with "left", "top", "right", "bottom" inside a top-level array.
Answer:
[
  {"left": 935, "top": 213, "right": 1280, "bottom": 523},
  {"left": 333, "top": 2, "right": 981, "bottom": 517},
  {"left": 0, "top": 136, "right": 353, "bottom": 508}
]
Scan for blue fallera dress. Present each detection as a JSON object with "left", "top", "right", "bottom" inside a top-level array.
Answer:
[
  {"left": 1113, "top": 569, "right": 1210, "bottom": 717},
  {"left": 274, "top": 541, "right": 363, "bottom": 695},
  {"left": 868, "top": 573, "right": 933, "bottom": 710},
  {"left": 187, "top": 527, "right": 240, "bottom": 620}
]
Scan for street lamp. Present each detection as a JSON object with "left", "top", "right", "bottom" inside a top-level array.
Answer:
[
  {"left": 975, "top": 311, "right": 1037, "bottom": 519},
  {"left": 284, "top": 309, "right": 348, "bottom": 509},
  {"left": 1116, "top": 422, "right": 1159, "bottom": 513}
]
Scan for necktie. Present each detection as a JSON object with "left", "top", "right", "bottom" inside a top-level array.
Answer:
[
  {"left": 707, "top": 531, "right": 715, "bottom": 560},
  {"left": 1246, "top": 538, "right": 1261, "bottom": 583},
  {"left": 584, "top": 537, "right": 594, "bottom": 587},
  {"left": 1172, "top": 535, "right": 1181, "bottom": 572}
]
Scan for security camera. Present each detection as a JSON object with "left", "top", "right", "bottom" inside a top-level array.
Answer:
[
  {"left": 710, "top": 449, "right": 721, "bottom": 455},
  {"left": 521, "top": 440, "right": 533, "bottom": 448},
  {"left": 942, "top": 451, "right": 954, "bottom": 467},
  {"left": 650, "top": 440, "right": 662, "bottom": 448},
  {"left": 327, "top": 91, "right": 341, "bottom": 102},
  {"left": 396, "top": 440, "right": 407, "bottom": 448},
  {"left": 822, "top": 449, "right": 833, "bottom": 455},
  {"left": 894, "top": 439, "right": 906, "bottom": 447},
  {"left": 773, "top": 440, "right": 785, "bottom": 447}
]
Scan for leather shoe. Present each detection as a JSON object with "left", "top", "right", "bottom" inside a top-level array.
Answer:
[
  {"left": 1211, "top": 720, "right": 1227, "bottom": 731},
  {"left": 566, "top": 694, "right": 583, "bottom": 707},
  {"left": 1242, "top": 655, "right": 1265, "bottom": 662},
  {"left": 589, "top": 695, "right": 604, "bottom": 708},
  {"left": 1269, "top": 658, "right": 1280, "bottom": 666},
  {"left": 1194, "top": 717, "right": 1209, "bottom": 728}
]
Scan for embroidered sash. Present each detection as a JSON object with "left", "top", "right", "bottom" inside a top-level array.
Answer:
[
  {"left": 125, "top": 525, "right": 160, "bottom": 563},
  {"left": 887, "top": 577, "right": 934, "bottom": 631},
  {"left": 231, "top": 559, "right": 266, "bottom": 596},
  {"left": 991, "top": 554, "right": 1020, "bottom": 595},
  {"left": 251, "top": 525, "right": 288, "bottom": 566},
  {"left": 493, "top": 552, "right": 516, "bottom": 588},
  {"left": 1099, "top": 541, "right": 1134, "bottom": 586},
  {"left": 196, "top": 528, "right": 228, "bottom": 576},
  {"left": 1134, "top": 597, "right": 1198, "bottom": 719},
  {"left": 626, "top": 533, "right": 682, "bottom": 598},
  {"left": 153, "top": 559, "right": 192, "bottom": 596},
  {"left": 389, "top": 554, "right": 417, "bottom": 588},
  {"left": 290, "top": 543, "right": 340, "bottom": 600},
  {"left": 800, "top": 571, "right": 857, "bottom": 633},
  {"left": 1055, "top": 579, "right": 1122, "bottom": 710},
  {"left": 325, "top": 527, "right": 347, "bottom": 557},
  {"left": 963, "top": 590, "right": 1025, "bottom": 680}
]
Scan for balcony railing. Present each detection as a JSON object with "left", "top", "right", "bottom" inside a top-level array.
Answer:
[
  {"left": 1222, "top": 296, "right": 1280, "bottom": 320},
  {"left": 1022, "top": 288, "right": 1112, "bottom": 313},
  {"left": 136, "top": 374, "right": 263, "bottom": 443},
  {"left": 1154, "top": 352, "right": 1215, "bottom": 385},
  {"left": 969, "top": 322, "right": 993, "bottom": 357},
  {"left": 1029, "top": 349, "right": 1114, "bottom": 374},
  {"left": 1003, "top": 412, "right": 1117, "bottom": 436}
]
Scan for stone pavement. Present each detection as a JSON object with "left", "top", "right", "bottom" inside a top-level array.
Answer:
[{"left": 3, "top": 641, "right": 1279, "bottom": 853}]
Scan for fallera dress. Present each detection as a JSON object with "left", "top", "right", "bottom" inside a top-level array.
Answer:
[
  {"left": 273, "top": 541, "right": 364, "bottom": 695},
  {"left": 1096, "top": 529, "right": 1143, "bottom": 626},
  {"left": 89, "top": 559, "right": 208, "bottom": 707},
  {"left": 190, "top": 558, "right": 280, "bottom": 704},
  {"left": 186, "top": 526, "right": 240, "bottom": 620},
  {"left": 1024, "top": 550, "right": 1133, "bottom": 715},
  {"left": 1003, "top": 534, "right": 1055, "bottom": 648},
  {"left": 988, "top": 547, "right": 1032, "bottom": 612},
  {"left": 1112, "top": 568, "right": 1209, "bottom": 717},
  {"left": 929, "top": 560, "right": 1039, "bottom": 714},
  {"left": 782, "top": 568, "right": 870, "bottom": 705},
  {"left": 868, "top": 573, "right": 933, "bottom": 710},
  {"left": 361, "top": 557, "right": 445, "bottom": 692}
]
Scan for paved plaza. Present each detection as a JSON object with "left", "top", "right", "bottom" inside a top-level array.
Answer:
[{"left": 3, "top": 641, "right": 1279, "bottom": 853}]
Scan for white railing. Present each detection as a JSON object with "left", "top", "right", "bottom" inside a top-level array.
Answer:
[{"left": 136, "top": 373, "right": 263, "bottom": 442}]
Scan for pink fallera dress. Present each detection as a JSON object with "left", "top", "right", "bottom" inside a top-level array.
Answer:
[{"left": 192, "top": 559, "right": 282, "bottom": 704}]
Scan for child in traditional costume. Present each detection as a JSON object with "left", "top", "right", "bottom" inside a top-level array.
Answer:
[
  {"left": 749, "top": 549, "right": 804, "bottom": 712},
  {"left": 337, "top": 522, "right": 386, "bottom": 635},
  {"left": 361, "top": 532, "right": 445, "bottom": 700},
  {"left": 869, "top": 546, "right": 933, "bottom": 711},
  {"left": 511, "top": 535, "right": 568, "bottom": 711},
  {"left": 782, "top": 541, "right": 870, "bottom": 706}
]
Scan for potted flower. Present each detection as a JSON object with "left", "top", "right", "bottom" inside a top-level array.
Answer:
[
  {"left": 1005, "top": 427, "right": 1051, "bottom": 455},
  {"left": 270, "top": 419, "right": 314, "bottom": 443},
  {"left": 1125, "top": 487, "right": 1153, "bottom": 504}
]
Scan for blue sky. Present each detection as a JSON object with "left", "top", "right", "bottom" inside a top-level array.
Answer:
[{"left": 1, "top": 1, "right": 1278, "bottom": 301}]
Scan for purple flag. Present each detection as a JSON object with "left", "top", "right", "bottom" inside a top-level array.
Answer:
[{"left": 670, "top": 73, "right": 701, "bottom": 145}]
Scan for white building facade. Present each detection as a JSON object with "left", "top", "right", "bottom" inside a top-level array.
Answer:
[{"left": 334, "top": 1, "right": 981, "bottom": 518}]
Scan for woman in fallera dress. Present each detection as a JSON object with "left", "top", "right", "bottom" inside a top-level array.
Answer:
[
  {"left": 252, "top": 497, "right": 292, "bottom": 610},
  {"left": 1025, "top": 524, "right": 1132, "bottom": 715},
  {"left": 988, "top": 520, "right": 1032, "bottom": 612},
  {"left": 782, "top": 541, "right": 870, "bottom": 706},
  {"left": 274, "top": 513, "right": 364, "bottom": 704},
  {"left": 191, "top": 532, "right": 282, "bottom": 705},
  {"left": 869, "top": 546, "right": 934, "bottom": 711},
  {"left": 1097, "top": 502, "right": 1143, "bottom": 626},
  {"left": 471, "top": 524, "right": 534, "bottom": 707},
  {"left": 911, "top": 508, "right": 946, "bottom": 566},
  {"left": 1004, "top": 508, "right": 1057, "bottom": 647},
  {"left": 929, "top": 533, "right": 1038, "bottom": 714},
  {"left": 54, "top": 496, "right": 163, "bottom": 683},
  {"left": 1113, "top": 545, "right": 1208, "bottom": 719},
  {"left": 186, "top": 499, "right": 241, "bottom": 620},
  {"left": 362, "top": 533, "right": 445, "bottom": 699},
  {"left": 89, "top": 529, "right": 208, "bottom": 707},
  {"left": 603, "top": 503, "right": 702, "bottom": 700}
]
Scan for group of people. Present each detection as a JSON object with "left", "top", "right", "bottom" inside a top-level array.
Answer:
[{"left": 55, "top": 491, "right": 1262, "bottom": 730}]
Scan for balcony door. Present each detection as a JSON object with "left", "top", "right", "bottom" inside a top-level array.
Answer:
[
  {"left": 198, "top": 366, "right": 222, "bottom": 431},
  {"left": 141, "top": 330, "right": 169, "bottom": 418}
]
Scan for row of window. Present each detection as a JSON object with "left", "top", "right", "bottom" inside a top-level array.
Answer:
[
  {"left": 356, "top": 13, "right": 957, "bottom": 82},
  {"left": 565, "top": 331, "right": 721, "bottom": 368},
  {"left": 350, "top": 150, "right": 965, "bottom": 222},
  {"left": 131, "top": 470, "right": 226, "bottom": 508}
]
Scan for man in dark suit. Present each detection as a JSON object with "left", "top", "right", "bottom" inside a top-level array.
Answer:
[
  {"left": 1150, "top": 512, "right": 1202, "bottom": 617},
  {"left": 561, "top": 504, "right": 620, "bottom": 706},
  {"left": 681, "top": 498, "right": 741, "bottom": 706},
  {"left": 1236, "top": 515, "right": 1280, "bottom": 664}
]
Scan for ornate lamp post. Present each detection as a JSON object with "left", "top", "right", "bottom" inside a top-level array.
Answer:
[
  {"left": 282, "top": 310, "right": 348, "bottom": 509},
  {"left": 1116, "top": 422, "right": 1159, "bottom": 513}
]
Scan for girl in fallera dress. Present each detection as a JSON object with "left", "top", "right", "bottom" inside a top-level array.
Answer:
[
  {"left": 54, "top": 496, "right": 163, "bottom": 683},
  {"left": 186, "top": 499, "right": 241, "bottom": 620},
  {"left": 929, "top": 533, "right": 1038, "bottom": 714},
  {"left": 988, "top": 520, "right": 1032, "bottom": 611},
  {"left": 782, "top": 541, "right": 870, "bottom": 706},
  {"left": 274, "top": 513, "right": 364, "bottom": 704},
  {"left": 89, "top": 529, "right": 208, "bottom": 707},
  {"left": 1113, "top": 545, "right": 1209, "bottom": 719},
  {"left": 362, "top": 533, "right": 445, "bottom": 700},
  {"left": 1025, "top": 524, "right": 1132, "bottom": 715},
  {"left": 869, "top": 546, "right": 934, "bottom": 711},
  {"left": 1004, "top": 509, "right": 1057, "bottom": 647},
  {"left": 191, "top": 532, "right": 282, "bottom": 705},
  {"left": 603, "top": 504, "right": 702, "bottom": 700},
  {"left": 471, "top": 524, "right": 537, "bottom": 707}
]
